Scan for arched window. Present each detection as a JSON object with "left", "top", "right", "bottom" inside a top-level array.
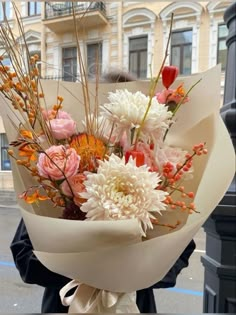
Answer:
[
  {"left": 123, "top": 8, "right": 156, "bottom": 78},
  {"left": 18, "top": 30, "right": 41, "bottom": 74},
  {"left": 160, "top": 2, "right": 203, "bottom": 74}
]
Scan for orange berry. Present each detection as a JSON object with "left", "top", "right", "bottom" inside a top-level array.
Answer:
[
  {"left": 176, "top": 163, "right": 182, "bottom": 169},
  {"left": 188, "top": 192, "right": 194, "bottom": 198},
  {"left": 189, "top": 202, "right": 195, "bottom": 209},
  {"left": 174, "top": 174, "right": 181, "bottom": 180},
  {"left": 57, "top": 96, "right": 64, "bottom": 102}
]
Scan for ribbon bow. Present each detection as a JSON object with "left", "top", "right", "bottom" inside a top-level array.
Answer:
[{"left": 60, "top": 280, "right": 139, "bottom": 313}]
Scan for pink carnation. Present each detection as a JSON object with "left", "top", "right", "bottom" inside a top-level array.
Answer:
[
  {"left": 37, "top": 145, "right": 80, "bottom": 181},
  {"left": 60, "top": 174, "right": 86, "bottom": 206}
]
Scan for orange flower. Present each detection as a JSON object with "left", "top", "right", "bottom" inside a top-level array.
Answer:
[
  {"left": 70, "top": 133, "right": 106, "bottom": 172},
  {"left": 173, "top": 84, "right": 185, "bottom": 97}
]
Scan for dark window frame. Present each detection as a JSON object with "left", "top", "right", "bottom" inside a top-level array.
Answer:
[
  {"left": 62, "top": 47, "right": 77, "bottom": 82},
  {"left": 217, "top": 23, "right": 228, "bottom": 72},
  {"left": 86, "top": 42, "right": 103, "bottom": 79},
  {"left": 0, "top": 134, "right": 11, "bottom": 171},
  {"left": 129, "top": 35, "right": 148, "bottom": 79},
  {"left": 170, "top": 28, "right": 193, "bottom": 75},
  {"left": 0, "top": 2, "right": 11, "bottom": 21},
  {"left": 27, "top": 2, "right": 41, "bottom": 16}
]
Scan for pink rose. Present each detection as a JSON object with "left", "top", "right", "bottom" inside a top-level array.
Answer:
[
  {"left": 42, "top": 109, "right": 72, "bottom": 120},
  {"left": 60, "top": 174, "right": 86, "bottom": 206},
  {"left": 42, "top": 109, "right": 77, "bottom": 140},
  {"left": 37, "top": 145, "right": 80, "bottom": 180},
  {"left": 48, "top": 119, "right": 76, "bottom": 140}
]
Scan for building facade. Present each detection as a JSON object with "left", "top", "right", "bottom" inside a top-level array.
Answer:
[{"left": 0, "top": 1, "right": 232, "bottom": 189}]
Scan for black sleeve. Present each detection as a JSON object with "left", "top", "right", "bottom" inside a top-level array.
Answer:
[
  {"left": 10, "top": 219, "right": 71, "bottom": 288},
  {"left": 151, "top": 239, "right": 196, "bottom": 289}
]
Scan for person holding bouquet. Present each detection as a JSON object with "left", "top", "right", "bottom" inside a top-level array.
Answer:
[{"left": 11, "top": 218, "right": 196, "bottom": 313}]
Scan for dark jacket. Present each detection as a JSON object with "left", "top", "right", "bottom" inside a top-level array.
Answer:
[{"left": 10, "top": 219, "right": 196, "bottom": 313}]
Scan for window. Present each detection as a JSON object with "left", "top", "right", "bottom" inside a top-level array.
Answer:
[
  {"left": 129, "top": 36, "right": 147, "bottom": 79},
  {"left": 217, "top": 24, "right": 228, "bottom": 71},
  {"left": 87, "top": 43, "right": 102, "bottom": 79},
  {"left": 27, "top": 2, "right": 41, "bottom": 16},
  {"left": 171, "top": 29, "right": 192, "bottom": 75},
  {"left": 0, "top": 134, "right": 11, "bottom": 171},
  {"left": 0, "top": 2, "right": 11, "bottom": 21},
  {"left": 62, "top": 47, "right": 77, "bottom": 82}
]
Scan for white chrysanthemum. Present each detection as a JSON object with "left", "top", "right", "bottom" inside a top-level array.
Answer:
[
  {"left": 100, "top": 89, "right": 172, "bottom": 144},
  {"left": 80, "top": 154, "right": 168, "bottom": 235}
]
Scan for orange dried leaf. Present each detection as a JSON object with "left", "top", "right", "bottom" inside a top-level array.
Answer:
[
  {"left": 38, "top": 195, "right": 50, "bottom": 201},
  {"left": 24, "top": 192, "right": 39, "bottom": 204},
  {"left": 20, "top": 130, "right": 33, "bottom": 139}
]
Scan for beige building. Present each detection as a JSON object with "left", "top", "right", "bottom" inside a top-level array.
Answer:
[{"left": 0, "top": 1, "right": 232, "bottom": 189}]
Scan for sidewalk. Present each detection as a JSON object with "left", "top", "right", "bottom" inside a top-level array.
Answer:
[{"left": 0, "top": 190, "right": 18, "bottom": 208}]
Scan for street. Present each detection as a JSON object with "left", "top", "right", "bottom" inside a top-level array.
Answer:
[{"left": 0, "top": 205, "right": 206, "bottom": 313}]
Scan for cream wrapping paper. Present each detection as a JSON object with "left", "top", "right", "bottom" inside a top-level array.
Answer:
[{"left": 0, "top": 65, "right": 235, "bottom": 312}]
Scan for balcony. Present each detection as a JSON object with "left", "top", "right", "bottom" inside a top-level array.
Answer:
[{"left": 43, "top": 2, "right": 108, "bottom": 32}]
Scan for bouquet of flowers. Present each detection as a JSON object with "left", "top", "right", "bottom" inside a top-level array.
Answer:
[{"left": 0, "top": 6, "right": 234, "bottom": 313}]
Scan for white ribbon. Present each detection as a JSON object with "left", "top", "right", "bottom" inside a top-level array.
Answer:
[{"left": 60, "top": 280, "right": 139, "bottom": 313}]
